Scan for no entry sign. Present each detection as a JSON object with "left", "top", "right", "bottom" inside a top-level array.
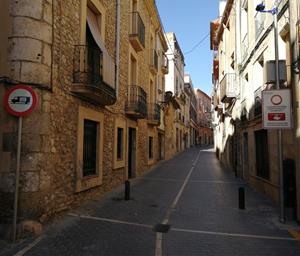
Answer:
[
  {"left": 3, "top": 85, "right": 37, "bottom": 117},
  {"left": 262, "top": 89, "right": 292, "bottom": 129}
]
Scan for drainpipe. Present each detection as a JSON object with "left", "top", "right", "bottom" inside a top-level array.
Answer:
[
  {"left": 116, "top": 0, "right": 120, "bottom": 97},
  {"left": 289, "top": 0, "right": 300, "bottom": 222}
]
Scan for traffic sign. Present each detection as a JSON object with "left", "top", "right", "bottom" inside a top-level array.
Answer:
[
  {"left": 262, "top": 89, "right": 292, "bottom": 129},
  {"left": 3, "top": 85, "right": 37, "bottom": 117}
]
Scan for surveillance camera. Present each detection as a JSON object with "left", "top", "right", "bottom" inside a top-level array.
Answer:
[{"left": 256, "top": 3, "right": 265, "bottom": 12}]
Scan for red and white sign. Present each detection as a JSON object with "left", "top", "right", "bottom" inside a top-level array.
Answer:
[
  {"left": 3, "top": 85, "right": 37, "bottom": 117},
  {"left": 262, "top": 89, "right": 292, "bottom": 129}
]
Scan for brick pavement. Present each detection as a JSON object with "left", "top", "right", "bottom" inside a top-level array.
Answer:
[{"left": 1, "top": 146, "right": 300, "bottom": 256}]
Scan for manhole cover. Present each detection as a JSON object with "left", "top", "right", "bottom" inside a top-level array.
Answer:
[{"left": 153, "top": 224, "right": 171, "bottom": 233}]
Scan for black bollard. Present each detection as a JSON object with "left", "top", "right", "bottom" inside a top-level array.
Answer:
[
  {"left": 125, "top": 180, "right": 130, "bottom": 200},
  {"left": 239, "top": 187, "right": 245, "bottom": 210}
]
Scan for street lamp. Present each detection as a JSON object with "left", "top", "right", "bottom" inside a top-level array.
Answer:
[{"left": 256, "top": 2, "right": 285, "bottom": 223}]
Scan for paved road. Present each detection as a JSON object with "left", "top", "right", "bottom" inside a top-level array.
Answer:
[{"left": 2, "top": 146, "right": 300, "bottom": 255}]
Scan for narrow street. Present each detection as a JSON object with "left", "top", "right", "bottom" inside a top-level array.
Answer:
[{"left": 1, "top": 146, "right": 299, "bottom": 256}]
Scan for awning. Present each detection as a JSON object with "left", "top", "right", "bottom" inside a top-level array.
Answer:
[{"left": 87, "top": 7, "right": 115, "bottom": 89}]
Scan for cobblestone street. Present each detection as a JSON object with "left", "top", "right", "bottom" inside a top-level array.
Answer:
[{"left": 1, "top": 146, "right": 300, "bottom": 256}]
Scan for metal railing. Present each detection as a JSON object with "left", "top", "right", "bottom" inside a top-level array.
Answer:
[
  {"left": 162, "top": 52, "right": 168, "bottom": 70},
  {"left": 220, "top": 73, "right": 236, "bottom": 102},
  {"left": 148, "top": 103, "right": 160, "bottom": 123},
  {"left": 130, "top": 12, "right": 145, "bottom": 47},
  {"left": 73, "top": 45, "right": 103, "bottom": 85},
  {"left": 150, "top": 49, "right": 158, "bottom": 70},
  {"left": 73, "top": 45, "right": 116, "bottom": 96},
  {"left": 241, "top": 35, "right": 248, "bottom": 62},
  {"left": 255, "top": 12, "right": 265, "bottom": 40},
  {"left": 126, "top": 85, "right": 147, "bottom": 117}
]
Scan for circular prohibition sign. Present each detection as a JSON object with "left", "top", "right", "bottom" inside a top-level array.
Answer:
[
  {"left": 3, "top": 85, "right": 37, "bottom": 117},
  {"left": 270, "top": 94, "right": 282, "bottom": 105}
]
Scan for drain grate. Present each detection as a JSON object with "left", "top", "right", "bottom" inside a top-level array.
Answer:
[{"left": 153, "top": 224, "right": 171, "bottom": 233}]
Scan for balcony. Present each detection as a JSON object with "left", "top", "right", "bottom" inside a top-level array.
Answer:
[
  {"left": 149, "top": 49, "right": 158, "bottom": 75},
  {"left": 220, "top": 73, "right": 236, "bottom": 103},
  {"left": 126, "top": 85, "right": 147, "bottom": 119},
  {"left": 147, "top": 103, "right": 160, "bottom": 125},
  {"left": 255, "top": 12, "right": 265, "bottom": 40},
  {"left": 241, "top": 35, "right": 248, "bottom": 63},
  {"left": 161, "top": 52, "right": 169, "bottom": 74},
  {"left": 129, "top": 12, "right": 145, "bottom": 52},
  {"left": 72, "top": 45, "right": 116, "bottom": 106}
]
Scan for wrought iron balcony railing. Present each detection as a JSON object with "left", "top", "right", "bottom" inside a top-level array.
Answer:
[
  {"left": 161, "top": 52, "right": 169, "bottom": 74},
  {"left": 150, "top": 49, "right": 158, "bottom": 74},
  {"left": 147, "top": 103, "right": 160, "bottom": 125},
  {"left": 220, "top": 73, "right": 236, "bottom": 103},
  {"left": 129, "top": 12, "right": 145, "bottom": 51},
  {"left": 241, "top": 35, "right": 248, "bottom": 63},
  {"left": 255, "top": 12, "right": 265, "bottom": 40},
  {"left": 126, "top": 85, "right": 147, "bottom": 119},
  {"left": 72, "top": 45, "right": 116, "bottom": 106}
]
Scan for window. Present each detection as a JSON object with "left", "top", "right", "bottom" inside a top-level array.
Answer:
[
  {"left": 76, "top": 106, "right": 103, "bottom": 192},
  {"left": 113, "top": 119, "right": 126, "bottom": 169},
  {"left": 117, "top": 127, "right": 123, "bottom": 160},
  {"left": 255, "top": 129, "right": 269, "bottom": 179},
  {"left": 83, "top": 119, "right": 98, "bottom": 177},
  {"left": 149, "top": 136, "right": 153, "bottom": 159}
]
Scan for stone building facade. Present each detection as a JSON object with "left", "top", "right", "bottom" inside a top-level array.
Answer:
[
  {"left": 0, "top": 0, "right": 168, "bottom": 231},
  {"left": 164, "top": 32, "right": 190, "bottom": 153},
  {"left": 211, "top": 0, "right": 300, "bottom": 221},
  {"left": 184, "top": 74, "right": 198, "bottom": 147},
  {"left": 196, "top": 89, "right": 213, "bottom": 145}
]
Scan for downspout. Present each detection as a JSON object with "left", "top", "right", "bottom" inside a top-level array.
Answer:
[
  {"left": 289, "top": 0, "right": 300, "bottom": 222},
  {"left": 116, "top": 0, "right": 120, "bottom": 98}
]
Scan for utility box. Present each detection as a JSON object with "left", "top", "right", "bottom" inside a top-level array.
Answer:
[{"left": 264, "top": 60, "right": 287, "bottom": 84}]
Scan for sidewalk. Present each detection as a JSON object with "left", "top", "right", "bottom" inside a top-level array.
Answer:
[{"left": 1, "top": 146, "right": 300, "bottom": 256}]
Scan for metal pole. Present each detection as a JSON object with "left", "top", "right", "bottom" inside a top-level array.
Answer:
[
  {"left": 273, "top": 12, "right": 285, "bottom": 223},
  {"left": 12, "top": 117, "right": 22, "bottom": 241}
]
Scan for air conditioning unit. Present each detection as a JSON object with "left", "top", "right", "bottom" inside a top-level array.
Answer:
[{"left": 264, "top": 60, "right": 287, "bottom": 84}]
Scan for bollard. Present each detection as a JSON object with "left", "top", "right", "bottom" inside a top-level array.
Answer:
[
  {"left": 125, "top": 180, "right": 130, "bottom": 200},
  {"left": 239, "top": 187, "right": 245, "bottom": 210}
]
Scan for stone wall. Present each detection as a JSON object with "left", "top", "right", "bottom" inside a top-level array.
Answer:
[{"left": 0, "top": 0, "right": 168, "bottom": 224}]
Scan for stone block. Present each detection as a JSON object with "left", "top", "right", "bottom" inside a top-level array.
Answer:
[
  {"left": 11, "top": 0, "right": 43, "bottom": 20},
  {"left": 21, "top": 134, "right": 41, "bottom": 152},
  {"left": 42, "top": 91, "right": 52, "bottom": 101},
  {"left": 41, "top": 136, "right": 51, "bottom": 153},
  {"left": 12, "top": 17, "right": 52, "bottom": 44},
  {"left": 42, "top": 101, "right": 51, "bottom": 113},
  {"left": 21, "top": 171, "right": 39, "bottom": 192},
  {"left": 23, "top": 112, "right": 50, "bottom": 135},
  {"left": 21, "top": 153, "right": 41, "bottom": 171},
  {"left": 0, "top": 152, "right": 12, "bottom": 173},
  {"left": 39, "top": 169, "right": 51, "bottom": 190},
  {"left": 42, "top": 43, "right": 52, "bottom": 66},
  {"left": 9, "top": 37, "right": 42, "bottom": 63},
  {"left": 0, "top": 173, "right": 15, "bottom": 193},
  {"left": 43, "top": 3, "right": 53, "bottom": 24},
  {"left": 20, "top": 62, "right": 51, "bottom": 86},
  {"left": 10, "top": 61, "right": 21, "bottom": 81}
]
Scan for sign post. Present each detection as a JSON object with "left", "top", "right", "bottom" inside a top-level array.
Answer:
[{"left": 3, "top": 85, "right": 37, "bottom": 241}]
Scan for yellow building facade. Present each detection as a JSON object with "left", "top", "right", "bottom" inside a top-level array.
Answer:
[{"left": 0, "top": 0, "right": 168, "bottom": 226}]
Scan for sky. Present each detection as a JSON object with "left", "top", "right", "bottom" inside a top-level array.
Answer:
[{"left": 156, "top": 0, "right": 220, "bottom": 96}]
